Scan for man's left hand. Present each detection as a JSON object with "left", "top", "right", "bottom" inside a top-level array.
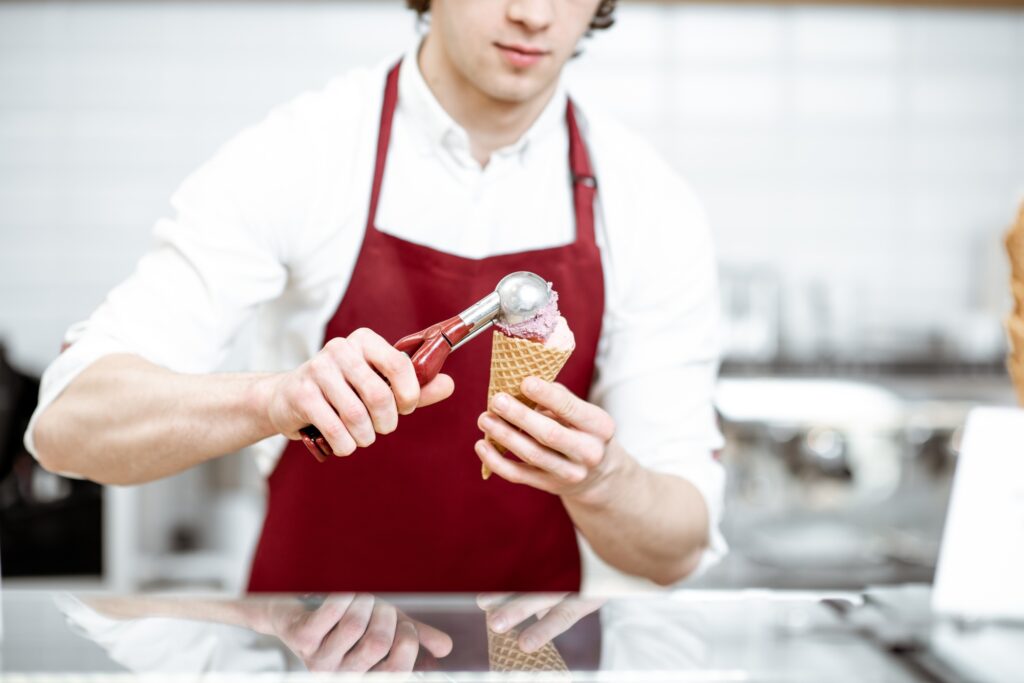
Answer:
[
  {"left": 477, "top": 593, "right": 606, "bottom": 654},
  {"left": 475, "top": 377, "right": 621, "bottom": 505}
]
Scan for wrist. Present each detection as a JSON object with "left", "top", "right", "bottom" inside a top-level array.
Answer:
[
  {"left": 238, "top": 599, "right": 273, "bottom": 634},
  {"left": 246, "top": 372, "right": 283, "bottom": 439},
  {"left": 565, "top": 439, "right": 637, "bottom": 509}
]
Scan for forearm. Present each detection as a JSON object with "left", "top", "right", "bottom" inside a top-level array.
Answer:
[
  {"left": 33, "top": 353, "right": 278, "bottom": 485},
  {"left": 562, "top": 442, "right": 710, "bottom": 586},
  {"left": 83, "top": 596, "right": 255, "bottom": 629}
]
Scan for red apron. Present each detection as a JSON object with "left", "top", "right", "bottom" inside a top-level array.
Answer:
[{"left": 247, "top": 61, "right": 605, "bottom": 593}]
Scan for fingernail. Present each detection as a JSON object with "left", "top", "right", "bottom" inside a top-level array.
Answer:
[
  {"left": 520, "top": 637, "right": 537, "bottom": 652},
  {"left": 492, "top": 618, "right": 508, "bottom": 633},
  {"left": 524, "top": 377, "right": 540, "bottom": 392},
  {"left": 493, "top": 394, "right": 509, "bottom": 411}
]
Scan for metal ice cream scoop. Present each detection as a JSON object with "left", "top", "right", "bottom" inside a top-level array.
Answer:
[{"left": 301, "top": 271, "right": 550, "bottom": 461}]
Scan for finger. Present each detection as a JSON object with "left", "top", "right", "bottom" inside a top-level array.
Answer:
[
  {"left": 335, "top": 341, "right": 398, "bottom": 438},
  {"left": 315, "top": 346, "right": 378, "bottom": 447},
  {"left": 303, "top": 593, "right": 356, "bottom": 641},
  {"left": 476, "top": 592, "right": 515, "bottom": 610},
  {"left": 517, "top": 598, "right": 605, "bottom": 653},
  {"left": 418, "top": 373, "right": 454, "bottom": 407},
  {"left": 486, "top": 593, "right": 567, "bottom": 634},
  {"left": 312, "top": 593, "right": 375, "bottom": 670},
  {"left": 474, "top": 439, "right": 559, "bottom": 493},
  {"left": 489, "top": 392, "right": 604, "bottom": 468},
  {"left": 370, "top": 618, "right": 419, "bottom": 673},
  {"left": 478, "top": 413, "right": 587, "bottom": 483},
  {"left": 304, "top": 392, "right": 357, "bottom": 456},
  {"left": 281, "top": 594, "right": 353, "bottom": 662},
  {"left": 338, "top": 600, "right": 397, "bottom": 673},
  {"left": 353, "top": 333, "right": 421, "bottom": 417},
  {"left": 403, "top": 613, "right": 454, "bottom": 657},
  {"left": 521, "top": 378, "right": 615, "bottom": 441}
]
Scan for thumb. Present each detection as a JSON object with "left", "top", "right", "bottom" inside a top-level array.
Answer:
[{"left": 417, "top": 373, "right": 455, "bottom": 407}]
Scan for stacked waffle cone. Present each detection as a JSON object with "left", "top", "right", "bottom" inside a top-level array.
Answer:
[
  {"left": 486, "top": 617, "right": 571, "bottom": 677},
  {"left": 483, "top": 330, "right": 573, "bottom": 479},
  {"left": 1006, "top": 201, "right": 1024, "bottom": 406}
]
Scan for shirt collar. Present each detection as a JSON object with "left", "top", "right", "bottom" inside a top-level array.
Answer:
[{"left": 398, "top": 41, "right": 568, "bottom": 162}]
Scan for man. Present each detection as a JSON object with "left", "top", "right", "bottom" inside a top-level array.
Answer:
[{"left": 29, "top": 0, "right": 723, "bottom": 602}]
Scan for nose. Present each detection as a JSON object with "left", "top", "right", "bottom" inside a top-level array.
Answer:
[{"left": 506, "top": 0, "right": 553, "bottom": 32}]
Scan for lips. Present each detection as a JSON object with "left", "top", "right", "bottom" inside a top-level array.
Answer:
[{"left": 495, "top": 42, "right": 549, "bottom": 68}]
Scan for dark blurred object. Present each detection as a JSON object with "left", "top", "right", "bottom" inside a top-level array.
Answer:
[{"left": 0, "top": 342, "right": 102, "bottom": 577}]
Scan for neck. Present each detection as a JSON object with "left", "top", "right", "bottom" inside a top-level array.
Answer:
[{"left": 417, "top": 35, "right": 559, "bottom": 167}]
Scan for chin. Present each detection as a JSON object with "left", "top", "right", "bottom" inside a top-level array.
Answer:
[{"left": 482, "top": 71, "right": 553, "bottom": 104}]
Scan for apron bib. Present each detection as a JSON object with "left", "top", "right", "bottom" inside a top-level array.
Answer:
[{"left": 248, "top": 61, "right": 605, "bottom": 592}]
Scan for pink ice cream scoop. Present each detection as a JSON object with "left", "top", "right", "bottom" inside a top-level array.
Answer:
[{"left": 494, "top": 285, "right": 561, "bottom": 342}]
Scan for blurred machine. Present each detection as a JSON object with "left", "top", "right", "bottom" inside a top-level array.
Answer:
[{"left": 0, "top": 343, "right": 102, "bottom": 577}]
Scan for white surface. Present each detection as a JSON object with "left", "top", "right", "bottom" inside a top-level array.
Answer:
[
  {"left": 715, "top": 377, "right": 905, "bottom": 428},
  {"left": 932, "top": 407, "right": 1024, "bottom": 620}
]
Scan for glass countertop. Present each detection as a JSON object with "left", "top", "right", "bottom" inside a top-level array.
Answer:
[{"left": 1, "top": 586, "right": 1017, "bottom": 681}]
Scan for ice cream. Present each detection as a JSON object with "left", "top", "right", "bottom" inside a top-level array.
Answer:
[
  {"left": 543, "top": 315, "right": 575, "bottom": 352},
  {"left": 494, "top": 285, "right": 561, "bottom": 342}
]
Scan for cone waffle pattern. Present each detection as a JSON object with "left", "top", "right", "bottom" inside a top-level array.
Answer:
[
  {"left": 483, "top": 330, "right": 573, "bottom": 479},
  {"left": 486, "top": 624, "right": 571, "bottom": 677},
  {"left": 1006, "top": 201, "right": 1024, "bottom": 406}
]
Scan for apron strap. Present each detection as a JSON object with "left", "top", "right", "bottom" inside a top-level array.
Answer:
[
  {"left": 366, "top": 62, "right": 402, "bottom": 231},
  {"left": 566, "top": 99, "right": 597, "bottom": 247}
]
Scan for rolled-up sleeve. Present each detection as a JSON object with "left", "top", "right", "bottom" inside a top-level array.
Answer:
[
  {"left": 22, "top": 99, "right": 316, "bottom": 460},
  {"left": 588, "top": 158, "right": 727, "bottom": 586}
]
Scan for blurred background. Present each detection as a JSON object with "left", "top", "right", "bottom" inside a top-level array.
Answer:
[{"left": 0, "top": 1, "right": 1021, "bottom": 593}]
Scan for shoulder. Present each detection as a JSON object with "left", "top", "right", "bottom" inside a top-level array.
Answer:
[
  {"left": 573, "top": 98, "right": 712, "bottom": 248},
  {"left": 238, "top": 58, "right": 392, "bottom": 165}
]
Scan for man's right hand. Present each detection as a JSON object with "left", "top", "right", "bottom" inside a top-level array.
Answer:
[
  {"left": 262, "top": 328, "right": 455, "bottom": 456},
  {"left": 246, "top": 593, "right": 453, "bottom": 673}
]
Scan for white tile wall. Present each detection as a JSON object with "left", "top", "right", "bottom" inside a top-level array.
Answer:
[{"left": 1, "top": 2, "right": 1023, "bottom": 372}]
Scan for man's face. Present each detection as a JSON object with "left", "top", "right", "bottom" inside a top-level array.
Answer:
[{"left": 428, "top": 0, "right": 602, "bottom": 105}]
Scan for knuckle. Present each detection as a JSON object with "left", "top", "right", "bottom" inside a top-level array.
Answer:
[
  {"left": 387, "top": 351, "right": 412, "bottom": 376},
  {"left": 292, "top": 631, "right": 320, "bottom": 659},
  {"left": 362, "top": 634, "right": 391, "bottom": 660},
  {"left": 324, "top": 338, "right": 352, "bottom": 362},
  {"left": 559, "top": 394, "right": 576, "bottom": 418},
  {"left": 335, "top": 621, "right": 364, "bottom": 647},
  {"left": 541, "top": 423, "right": 563, "bottom": 449},
  {"left": 305, "top": 658, "right": 329, "bottom": 673},
  {"left": 548, "top": 605, "right": 577, "bottom": 632},
  {"left": 364, "top": 384, "right": 394, "bottom": 411},
  {"left": 339, "top": 400, "right": 368, "bottom": 425},
  {"left": 296, "top": 379, "right": 320, "bottom": 405},
  {"left": 582, "top": 441, "right": 604, "bottom": 467},
  {"left": 350, "top": 327, "right": 380, "bottom": 346},
  {"left": 565, "top": 468, "right": 587, "bottom": 484},
  {"left": 321, "top": 421, "right": 345, "bottom": 443}
]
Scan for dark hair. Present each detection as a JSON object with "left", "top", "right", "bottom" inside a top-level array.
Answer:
[{"left": 405, "top": 0, "right": 617, "bottom": 32}]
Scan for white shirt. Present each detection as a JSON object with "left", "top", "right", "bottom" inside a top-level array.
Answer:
[{"left": 26, "top": 43, "right": 727, "bottom": 590}]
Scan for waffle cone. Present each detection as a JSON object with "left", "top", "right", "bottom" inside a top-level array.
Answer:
[
  {"left": 1007, "top": 205, "right": 1024, "bottom": 280},
  {"left": 1009, "top": 355, "right": 1024, "bottom": 407},
  {"left": 1008, "top": 315, "right": 1024, "bottom": 356},
  {"left": 482, "top": 330, "right": 573, "bottom": 479},
  {"left": 1014, "top": 281, "right": 1024, "bottom": 318},
  {"left": 486, "top": 622, "right": 571, "bottom": 677}
]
